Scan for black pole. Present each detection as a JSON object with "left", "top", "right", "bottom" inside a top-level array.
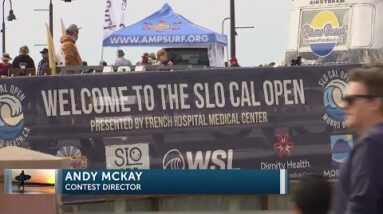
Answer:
[
  {"left": 49, "top": 0, "right": 53, "bottom": 37},
  {"left": 2, "top": 0, "right": 6, "bottom": 54},
  {"left": 230, "top": 0, "right": 236, "bottom": 59}
]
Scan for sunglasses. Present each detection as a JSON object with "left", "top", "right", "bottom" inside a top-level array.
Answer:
[{"left": 342, "top": 95, "right": 377, "bottom": 106}]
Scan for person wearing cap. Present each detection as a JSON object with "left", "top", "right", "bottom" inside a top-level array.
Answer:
[
  {"left": 136, "top": 52, "right": 153, "bottom": 66},
  {"left": 37, "top": 48, "right": 49, "bottom": 75},
  {"left": 0, "top": 53, "right": 12, "bottom": 76},
  {"left": 115, "top": 49, "right": 132, "bottom": 66},
  {"left": 12, "top": 45, "right": 36, "bottom": 72},
  {"left": 60, "top": 24, "right": 82, "bottom": 66}
]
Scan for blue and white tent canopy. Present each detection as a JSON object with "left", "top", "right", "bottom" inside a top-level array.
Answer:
[{"left": 103, "top": 3, "right": 227, "bottom": 47}]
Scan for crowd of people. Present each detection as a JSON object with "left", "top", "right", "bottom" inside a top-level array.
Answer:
[
  {"left": 113, "top": 48, "right": 173, "bottom": 67},
  {"left": 0, "top": 24, "right": 82, "bottom": 77},
  {"left": 0, "top": 45, "right": 52, "bottom": 76},
  {"left": 0, "top": 22, "right": 249, "bottom": 77},
  {"left": 0, "top": 46, "right": 39, "bottom": 76},
  {"left": 0, "top": 23, "right": 177, "bottom": 77}
]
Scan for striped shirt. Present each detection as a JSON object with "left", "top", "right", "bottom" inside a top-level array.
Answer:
[{"left": 37, "top": 58, "right": 49, "bottom": 75}]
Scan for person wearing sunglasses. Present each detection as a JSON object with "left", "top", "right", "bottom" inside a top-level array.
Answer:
[{"left": 332, "top": 65, "right": 383, "bottom": 214}]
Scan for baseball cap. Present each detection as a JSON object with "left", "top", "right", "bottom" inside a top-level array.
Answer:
[
  {"left": 2, "top": 53, "right": 11, "bottom": 60},
  {"left": 40, "top": 48, "right": 48, "bottom": 54},
  {"left": 117, "top": 49, "right": 125, "bottom": 56},
  {"left": 142, "top": 52, "right": 149, "bottom": 58},
  {"left": 66, "top": 24, "right": 81, "bottom": 33}
]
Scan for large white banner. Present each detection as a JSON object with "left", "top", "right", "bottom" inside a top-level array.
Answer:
[
  {"left": 118, "top": 0, "right": 128, "bottom": 28},
  {"left": 103, "top": 0, "right": 128, "bottom": 39},
  {"left": 103, "top": 0, "right": 117, "bottom": 38}
]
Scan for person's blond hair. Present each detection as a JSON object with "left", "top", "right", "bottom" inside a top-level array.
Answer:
[{"left": 157, "top": 49, "right": 166, "bottom": 59}]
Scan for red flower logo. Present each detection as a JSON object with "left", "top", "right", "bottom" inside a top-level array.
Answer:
[{"left": 273, "top": 134, "right": 294, "bottom": 158}]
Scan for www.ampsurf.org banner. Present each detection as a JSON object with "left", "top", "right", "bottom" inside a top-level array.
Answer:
[{"left": 0, "top": 64, "right": 359, "bottom": 180}]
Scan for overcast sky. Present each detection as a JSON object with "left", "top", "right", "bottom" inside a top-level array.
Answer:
[{"left": 3, "top": 0, "right": 291, "bottom": 66}]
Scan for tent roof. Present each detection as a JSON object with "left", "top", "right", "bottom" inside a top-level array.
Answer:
[
  {"left": 0, "top": 146, "right": 66, "bottom": 161},
  {"left": 103, "top": 3, "right": 227, "bottom": 47}
]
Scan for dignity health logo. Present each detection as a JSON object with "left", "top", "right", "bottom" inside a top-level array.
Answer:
[
  {"left": 301, "top": 10, "right": 348, "bottom": 57},
  {"left": 273, "top": 134, "right": 294, "bottom": 158},
  {"left": 0, "top": 84, "right": 30, "bottom": 147}
]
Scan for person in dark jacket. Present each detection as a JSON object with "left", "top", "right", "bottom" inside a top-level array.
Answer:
[
  {"left": 12, "top": 45, "right": 35, "bottom": 71},
  {"left": 332, "top": 64, "right": 383, "bottom": 214},
  {"left": 37, "top": 48, "right": 49, "bottom": 75}
]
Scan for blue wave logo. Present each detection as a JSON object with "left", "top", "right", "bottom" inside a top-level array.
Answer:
[
  {"left": 324, "top": 79, "right": 347, "bottom": 120},
  {"left": 0, "top": 95, "right": 24, "bottom": 140}
]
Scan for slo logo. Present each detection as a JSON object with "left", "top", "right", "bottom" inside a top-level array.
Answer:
[
  {"left": 162, "top": 149, "right": 236, "bottom": 169},
  {"left": 301, "top": 10, "right": 348, "bottom": 57},
  {"left": 319, "top": 69, "right": 349, "bottom": 129},
  {"left": 0, "top": 84, "right": 30, "bottom": 147},
  {"left": 105, "top": 143, "right": 150, "bottom": 169},
  {"left": 331, "top": 135, "right": 353, "bottom": 167}
]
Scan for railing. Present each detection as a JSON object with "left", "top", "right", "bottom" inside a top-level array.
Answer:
[
  {"left": 58, "top": 65, "right": 210, "bottom": 75},
  {"left": 3, "top": 65, "right": 211, "bottom": 77}
]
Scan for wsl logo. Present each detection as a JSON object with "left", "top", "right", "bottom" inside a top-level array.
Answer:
[
  {"left": 0, "top": 84, "right": 30, "bottom": 147},
  {"left": 319, "top": 69, "right": 349, "bottom": 129},
  {"left": 162, "top": 149, "right": 235, "bottom": 169},
  {"left": 163, "top": 149, "right": 186, "bottom": 169},
  {"left": 301, "top": 10, "right": 348, "bottom": 57}
]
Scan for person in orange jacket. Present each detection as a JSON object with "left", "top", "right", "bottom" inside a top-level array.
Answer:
[{"left": 60, "top": 24, "right": 82, "bottom": 66}]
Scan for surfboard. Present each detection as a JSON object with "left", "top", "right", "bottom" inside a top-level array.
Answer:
[{"left": 15, "top": 174, "right": 31, "bottom": 181}]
